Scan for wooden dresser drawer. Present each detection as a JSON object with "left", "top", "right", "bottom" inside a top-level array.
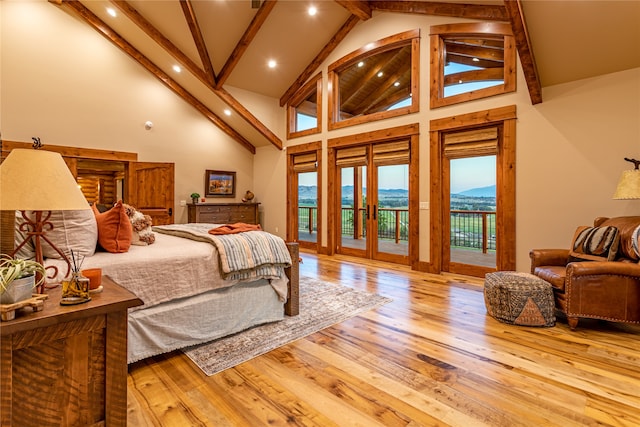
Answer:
[{"left": 188, "top": 203, "right": 260, "bottom": 225}]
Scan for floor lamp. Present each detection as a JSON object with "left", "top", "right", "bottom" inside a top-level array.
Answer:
[
  {"left": 0, "top": 148, "right": 91, "bottom": 293},
  {"left": 613, "top": 157, "right": 640, "bottom": 201}
]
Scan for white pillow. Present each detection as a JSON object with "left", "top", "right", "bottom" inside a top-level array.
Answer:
[{"left": 33, "top": 210, "right": 98, "bottom": 259}]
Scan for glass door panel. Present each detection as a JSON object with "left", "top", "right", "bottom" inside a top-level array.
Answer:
[
  {"left": 297, "top": 171, "right": 317, "bottom": 244},
  {"left": 339, "top": 165, "right": 367, "bottom": 255},
  {"left": 448, "top": 155, "right": 496, "bottom": 270},
  {"left": 374, "top": 164, "right": 409, "bottom": 261}
]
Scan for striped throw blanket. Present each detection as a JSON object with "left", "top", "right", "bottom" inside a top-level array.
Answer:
[{"left": 153, "top": 223, "right": 292, "bottom": 281}]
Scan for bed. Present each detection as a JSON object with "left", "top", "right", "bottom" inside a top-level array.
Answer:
[{"left": 37, "top": 209, "right": 299, "bottom": 363}]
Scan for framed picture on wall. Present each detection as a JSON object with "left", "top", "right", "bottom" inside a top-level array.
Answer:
[{"left": 205, "top": 170, "right": 236, "bottom": 198}]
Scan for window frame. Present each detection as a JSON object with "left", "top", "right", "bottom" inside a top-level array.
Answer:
[
  {"left": 430, "top": 22, "right": 516, "bottom": 109},
  {"left": 287, "top": 73, "right": 323, "bottom": 139},
  {"left": 328, "top": 29, "right": 420, "bottom": 131}
]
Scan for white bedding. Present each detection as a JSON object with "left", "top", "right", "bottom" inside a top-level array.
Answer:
[{"left": 44, "top": 232, "right": 288, "bottom": 312}]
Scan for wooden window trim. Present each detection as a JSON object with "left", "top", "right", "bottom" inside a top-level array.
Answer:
[
  {"left": 328, "top": 30, "right": 420, "bottom": 131},
  {"left": 430, "top": 22, "right": 516, "bottom": 109},
  {"left": 287, "top": 73, "right": 322, "bottom": 139}
]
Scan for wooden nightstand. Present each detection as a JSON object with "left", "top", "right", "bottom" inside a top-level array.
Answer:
[{"left": 0, "top": 276, "right": 142, "bottom": 427}]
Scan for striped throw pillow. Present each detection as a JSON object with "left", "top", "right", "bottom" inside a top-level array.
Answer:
[{"left": 569, "top": 226, "right": 620, "bottom": 262}]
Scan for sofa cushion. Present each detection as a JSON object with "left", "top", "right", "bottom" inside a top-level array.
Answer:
[
  {"left": 599, "top": 216, "right": 640, "bottom": 261},
  {"left": 569, "top": 225, "right": 619, "bottom": 262},
  {"left": 533, "top": 266, "right": 567, "bottom": 292}
]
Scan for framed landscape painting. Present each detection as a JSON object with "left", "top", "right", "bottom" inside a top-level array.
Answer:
[{"left": 205, "top": 170, "right": 236, "bottom": 197}]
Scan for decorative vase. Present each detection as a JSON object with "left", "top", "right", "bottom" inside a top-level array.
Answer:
[
  {"left": 192, "top": 197, "right": 198, "bottom": 204},
  {"left": 0, "top": 274, "right": 35, "bottom": 304}
]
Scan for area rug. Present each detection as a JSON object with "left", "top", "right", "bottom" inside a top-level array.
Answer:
[{"left": 183, "top": 277, "right": 392, "bottom": 376}]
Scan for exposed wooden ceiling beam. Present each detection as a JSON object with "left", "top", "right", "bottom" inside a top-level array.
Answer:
[
  {"left": 371, "top": 1, "right": 509, "bottom": 21},
  {"left": 280, "top": 14, "right": 359, "bottom": 107},
  {"left": 334, "top": 0, "right": 372, "bottom": 21},
  {"left": 503, "top": 0, "right": 542, "bottom": 104},
  {"left": 179, "top": 0, "right": 216, "bottom": 86},
  {"left": 215, "top": 0, "right": 277, "bottom": 89},
  {"left": 74, "top": 0, "right": 283, "bottom": 150},
  {"left": 53, "top": 0, "right": 256, "bottom": 154}
]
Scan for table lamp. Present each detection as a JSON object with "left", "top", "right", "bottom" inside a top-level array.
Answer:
[
  {"left": 0, "top": 147, "right": 90, "bottom": 293},
  {"left": 613, "top": 157, "right": 640, "bottom": 200}
]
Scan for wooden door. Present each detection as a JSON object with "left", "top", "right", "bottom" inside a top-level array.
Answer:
[{"left": 127, "top": 162, "right": 175, "bottom": 225}]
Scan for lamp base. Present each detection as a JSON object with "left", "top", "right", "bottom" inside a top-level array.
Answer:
[{"left": 11, "top": 210, "right": 71, "bottom": 293}]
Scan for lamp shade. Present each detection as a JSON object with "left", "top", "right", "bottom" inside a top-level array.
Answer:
[
  {"left": 0, "top": 149, "right": 90, "bottom": 210},
  {"left": 613, "top": 169, "right": 640, "bottom": 200}
]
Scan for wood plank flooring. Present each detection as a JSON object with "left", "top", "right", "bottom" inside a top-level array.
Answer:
[{"left": 127, "top": 251, "right": 640, "bottom": 426}]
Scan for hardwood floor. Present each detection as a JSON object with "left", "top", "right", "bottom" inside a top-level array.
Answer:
[{"left": 127, "top": 251, "right": 640, "bottom": 426}]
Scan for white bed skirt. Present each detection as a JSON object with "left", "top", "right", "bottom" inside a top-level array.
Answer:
[{"left": 128, "top": 279, "right": 284, "bottom": 363}]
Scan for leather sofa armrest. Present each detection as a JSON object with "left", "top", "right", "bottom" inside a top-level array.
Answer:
[
  {"left": 567, "top": 260, "right": 640, "bottom": 277},
  {"left": 529, "top": 249, "right": 570, "bottom": 272}
]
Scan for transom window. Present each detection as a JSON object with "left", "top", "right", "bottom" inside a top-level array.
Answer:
[
  {"left": 430, "top": 23, "right": 516, "bottom": 108},
  {"left": 328, "top": 29, "right": 420, "bottom": 130},
  {"left": 287, "top": 73, "right": 322, "bottom": 139}
]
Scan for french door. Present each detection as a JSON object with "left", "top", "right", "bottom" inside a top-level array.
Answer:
[
  {"left": 335, "top": 141, "right": 411, "bottom": 265},
  {"left": 430, "top": 106, "right": 516, "bottom": 277}
]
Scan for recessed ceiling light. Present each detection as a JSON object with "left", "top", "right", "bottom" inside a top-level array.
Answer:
[
  {"left": 394, "top": 81, "right": 400, "bottom": 87},
  {"left": 308, "top": 6, "right": 317, "bottom": 16},
  {"left": 173, "top": 65, "right": 181, "bottom": 73},
  {"left": 268, "top": 59, "right": 277, "bottom": 69},
  {"left": 224, "top": 109, "right": 231, "bottom": 116},
  {"left": 377, "top": 71, "right": 384, "bottom": 78},
  {"left": 472, "top": 57, "right": 480, "bottom": 62},
  {"left": 357, "top": 61, "right": 364, "bottom": 68},
  {"left": 106, "top": 7, "right": 117, "bottom": 17}
]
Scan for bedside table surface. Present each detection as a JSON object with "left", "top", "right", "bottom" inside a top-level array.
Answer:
[{"left": 0, "top": 275, "right": 142, "bottom": 335}]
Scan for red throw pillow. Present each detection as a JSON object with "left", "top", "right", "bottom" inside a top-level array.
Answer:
[{"left": 92, "top": 201, "right": 132, "bottom": 253}]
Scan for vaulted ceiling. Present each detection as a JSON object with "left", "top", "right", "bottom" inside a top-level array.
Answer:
[{"left": 50, "top": 0, "right": 640, "bottom": 152}]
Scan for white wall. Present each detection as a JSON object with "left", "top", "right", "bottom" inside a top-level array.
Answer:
[
  {"left": 4, "top": 2, "right": 639, "bottom": 272},
  {"left": 259, "top": 11, "right": 640, "bottom": 271},
  {"left": 1, "top": 0, "right": 255, "bottom": 224}
]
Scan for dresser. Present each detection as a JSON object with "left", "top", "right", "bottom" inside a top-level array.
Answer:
[
  {"left": 0, "top": 276, "right": 142, "bottom": 427},
  {"left": 188, "top": 202, "right": 260, "bottom": 225}
]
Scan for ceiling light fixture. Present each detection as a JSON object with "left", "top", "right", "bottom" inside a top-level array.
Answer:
[
  {"left": 308, "top": 6, "right": 317, "bottom": 16},
  {"left": 268, "top": 59, "right": 277, "bottom": 69},
  {"left": 472, "top": 57, "right": 480, "bottom": 62},
  {"left": 358, "top": 61, "right": 364, "bottom": 68},
  {"left": 224, "top": 109, "right": 231, "bottom": 116},
  {"left": 173, "top": 65, "right": 182, "bottom": 73},
  {"left": 394, "top": 81, "right": 400, "bottom": 87},
  {"left": 377, "top": 71, "right": 384, "bottom": 77},
  {"left": 106, "top": 7, "right": 117, "bottom": 17}
]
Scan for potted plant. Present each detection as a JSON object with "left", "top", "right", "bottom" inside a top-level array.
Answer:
[
  {"left": 190, "top": 192, "right": 201, "bottom": 204},
  {"left": 0, "top": 255, "right": 46, "bottom": 304}
]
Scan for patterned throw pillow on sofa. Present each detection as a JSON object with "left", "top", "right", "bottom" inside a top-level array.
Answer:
[{"left": 569, "top": 225, "right": 620, "bottom": 262}]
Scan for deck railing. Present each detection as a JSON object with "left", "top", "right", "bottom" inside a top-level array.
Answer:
[
  {"left": 298, "top": 207, "right": 496, "bottom": 252},
  {"left": 450, "top": 209, "right": 496, "bottom": 253}
]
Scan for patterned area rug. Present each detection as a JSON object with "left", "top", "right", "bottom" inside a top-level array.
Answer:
[{"left": 183, "top": 277, "right": 392, "bottom": 376}]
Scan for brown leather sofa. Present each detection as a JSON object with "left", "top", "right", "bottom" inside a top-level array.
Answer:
[{"left": 530, "top": 216, "right": 640, "bottom": 330}]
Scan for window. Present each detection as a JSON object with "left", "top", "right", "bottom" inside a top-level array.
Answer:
[
  {"left": 328, "top": 29, "right": 420, "bottom": 130},
  {"left": 287, "top": 73, "right": 322, "bottom": 139},
  {"left": 430, "top": 23, "right": 516, "bottom": 108}
]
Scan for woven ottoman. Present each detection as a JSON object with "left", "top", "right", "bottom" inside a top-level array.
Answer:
[{"left": 484, "top": 271, "right": 555, "bottom": 327}]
